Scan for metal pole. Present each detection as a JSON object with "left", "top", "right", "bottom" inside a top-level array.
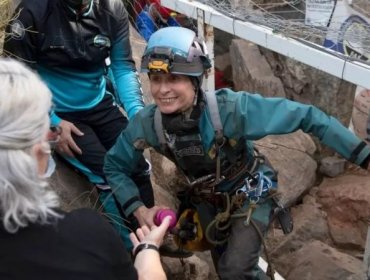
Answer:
[
  {"left": 196, "top": 8, "right": 215, "bottom": 93},
  {"left": 364, "top": 219, "right": 370, "bottom": 279}
]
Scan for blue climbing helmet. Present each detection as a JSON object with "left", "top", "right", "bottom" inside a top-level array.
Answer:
[{"left": 141, "top": 27, "right": 212, "bottom": 78}]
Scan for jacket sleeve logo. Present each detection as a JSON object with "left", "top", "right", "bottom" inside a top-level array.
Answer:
[
  {"left": 10, "top": 20, "right": 25, "bottom": 40},
  {"left": 93, "top": 35, "right": 111, "bottom": 48}
]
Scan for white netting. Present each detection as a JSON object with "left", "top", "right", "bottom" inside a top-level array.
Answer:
[{"left": 126, "top": 0, "right": 370, "bottom": 66}]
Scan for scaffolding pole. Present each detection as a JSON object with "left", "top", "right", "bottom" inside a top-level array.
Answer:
[
  {"left": 196, "top": 8, "right": 215, "bottom": 93},
  {"left": 365, "top": 220, "right": 370, "bottom": 279}
]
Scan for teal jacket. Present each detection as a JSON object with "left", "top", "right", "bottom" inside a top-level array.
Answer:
[{"left": 104, "top": 89, "right": 370, "bottom": 216}]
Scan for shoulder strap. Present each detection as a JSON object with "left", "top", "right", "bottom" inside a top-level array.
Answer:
[
  {"left": 154, "top": 107, "right": 167, "bottom": 151},
  {"left": 204, "top": 91, "right": 224, "bottom": 143}
]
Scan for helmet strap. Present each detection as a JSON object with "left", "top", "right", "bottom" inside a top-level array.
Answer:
[{"left": 190, "top": 77, "right": 200, "bottom": 107}]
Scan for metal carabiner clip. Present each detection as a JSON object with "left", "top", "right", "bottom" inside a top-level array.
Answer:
[{"left": 236, "top": 184, "right": 247, "bottom": 195}]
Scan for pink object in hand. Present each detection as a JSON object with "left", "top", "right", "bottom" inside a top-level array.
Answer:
[{"left": 154, "top": 209, "right": 177, "bottom": 229}]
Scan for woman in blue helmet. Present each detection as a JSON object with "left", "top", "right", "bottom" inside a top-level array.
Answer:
[{"left": 104, "top": 26, "right": 370, "bottom": 279}]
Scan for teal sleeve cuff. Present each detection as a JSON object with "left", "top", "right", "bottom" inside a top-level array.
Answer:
[
  {"left": 127, "top": 105, "right": 144, "bottom": 120},
  {"left": 354, "top": 145, "right": 370, "bottom": 166},
  {"left": 321, "top": 117, "right": 369, "bottom": 164},
  {"left": 50, "top": 111, "right": 62, "bottom": 126}
]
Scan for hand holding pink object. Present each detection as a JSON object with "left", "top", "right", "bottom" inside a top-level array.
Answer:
[{"left": 154, "top": 209, "right": 177, "bottom": 229}]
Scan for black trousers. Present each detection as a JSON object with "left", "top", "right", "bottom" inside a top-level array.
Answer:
[{"left": 58, "top": 95, "right": 127, "bottom": 176}]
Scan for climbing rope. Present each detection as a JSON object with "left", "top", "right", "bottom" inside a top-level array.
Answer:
[{"left": 204, "top": 192, "right": 278, "bottom": 280}]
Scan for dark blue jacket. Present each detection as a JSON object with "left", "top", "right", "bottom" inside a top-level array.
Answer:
[{"left": 4, "top": 0, "right": 144, "bottom": 125}]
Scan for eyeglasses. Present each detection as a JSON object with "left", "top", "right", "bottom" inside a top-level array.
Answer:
[{"left": 47, "top": 126, "right": 62, "bottom": 149}]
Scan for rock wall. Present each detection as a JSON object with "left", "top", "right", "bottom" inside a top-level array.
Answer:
[{"left": 229, "top": 38, "right": 356, "bottom": 128}]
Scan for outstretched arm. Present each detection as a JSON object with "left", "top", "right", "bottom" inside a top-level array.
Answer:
[
  {"left": 224, "top": 90, "right": 370, "bottom": 167},
  {"left": 130, "top": 216, "right": 172, "bottom": 280}
]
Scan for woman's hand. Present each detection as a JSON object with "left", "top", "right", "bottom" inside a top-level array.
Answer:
[
  {"left": 130, "top": 217, "right": 171, "bottom": 280},
  {"left": 56, "top": 120, "right": 84, "bottom": 157},
  {"left": 130, "top": 215, "right": 172, "bottom": 250},
  {"left": 133, "top": 205, "right": 161, "bottom": 228}
]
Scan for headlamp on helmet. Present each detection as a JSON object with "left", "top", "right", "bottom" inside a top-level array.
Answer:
[
  {"left": 147, "top": 47, "right": 173, "bottom": 73},
  {"left": 141, "top": 27, "right": 212, "bottom": 77}
]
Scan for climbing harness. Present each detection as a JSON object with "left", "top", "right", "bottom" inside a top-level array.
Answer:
[
  {"left": 204, "top": 171, "right": 279, "bottom": 245},
  {"left": 155, "top": 89, "right": 289, "bottom": 279}
]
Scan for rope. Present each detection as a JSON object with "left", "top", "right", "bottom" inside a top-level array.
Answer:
[
  {"left": 205, "top": 193, "right": 232, "bottom": 245},
  {"left": 204, "top": 192, "right": 278, "bottom": 280}
]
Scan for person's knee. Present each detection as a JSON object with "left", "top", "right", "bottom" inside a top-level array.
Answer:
[{"left": 217, "top": 230, "right": 261, "bottom": 279}]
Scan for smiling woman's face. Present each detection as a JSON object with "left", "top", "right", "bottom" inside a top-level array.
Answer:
[{"left": 150, "top": 73, "right": 195, "bottom": 114}]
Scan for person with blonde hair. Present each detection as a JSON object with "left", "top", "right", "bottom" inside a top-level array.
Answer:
[{"left": 0, "top": 58, "right": 168, "bottom": 280}]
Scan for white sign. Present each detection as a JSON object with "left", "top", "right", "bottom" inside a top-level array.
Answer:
[{"left": 305, "top": 0, "right": 335, "bottom": 27}]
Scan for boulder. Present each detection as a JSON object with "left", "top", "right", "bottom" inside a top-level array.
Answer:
[
  {"left": 319, "top": 156, "right": 347, "bottom": 178},
  {"left": 162, "top": 254, "right": 211, "bottom": 280},
  {"left": 268, "top": 194, "right": 330, "bottom": 261},
  {"left": 230, "top": 39, "right": 286, "bottom": 98},
  {"left": 284, "top": 240, "right": 366, "bottom": 280},
  {"left": 280, "top": 56, "right": 356, "bottom": 128},
  {"left": 255, "top": 130, "right": 317, "bottom": 207},
  {"left": 317, "top": 173, "right": 370, "bottom": 250}
]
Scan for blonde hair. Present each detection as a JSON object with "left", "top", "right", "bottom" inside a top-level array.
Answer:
[{"left": 0, "top": 58, "right": 60, "bottom": 233}]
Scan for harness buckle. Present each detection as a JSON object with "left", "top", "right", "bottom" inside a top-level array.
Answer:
[{"left": 192, "top": 175, "right": 225, "bottom": 197}]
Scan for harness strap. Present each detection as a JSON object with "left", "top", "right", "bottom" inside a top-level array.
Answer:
[
  {"left": 204, "top": 91, "right": 225, "bottom": 183},
  {"left": 154, "top": 107, "right": 167, "bottom": 153},
  {"left": 204, "top": 91, "right": 223, "bottom": 144}
]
